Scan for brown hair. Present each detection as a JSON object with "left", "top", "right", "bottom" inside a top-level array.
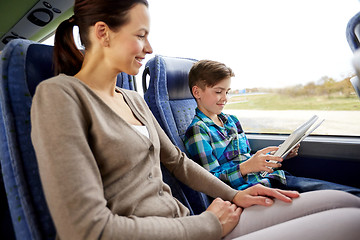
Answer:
[
  {"left": 53, "top": 0, "right": 149, "bottom": 75},
  {"left": 188, "top": 60, "right": 235, "bottom": 93}
]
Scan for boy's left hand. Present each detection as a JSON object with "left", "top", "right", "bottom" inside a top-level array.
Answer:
[
  {"left": 285, "top": 144, "right": 300, "bottom": 159},
  {"left": 232, "top": 184, "right": 300, "bottom": 208}
]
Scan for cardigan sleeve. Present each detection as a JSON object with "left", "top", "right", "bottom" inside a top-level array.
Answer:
[
  {"left": 31, "top": 80, "right": 223, "bottom": 240},
  {"left": 148, "top": 114, "right": 238, "bottom": 202}
]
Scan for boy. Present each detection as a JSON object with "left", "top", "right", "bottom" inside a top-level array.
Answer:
[{"left": 184, "top": 59, "right": 360, "bottom": 196}]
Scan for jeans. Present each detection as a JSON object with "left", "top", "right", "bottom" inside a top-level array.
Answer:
[{"left": 271, "top": 172, "right": 360, "bottom": 197}]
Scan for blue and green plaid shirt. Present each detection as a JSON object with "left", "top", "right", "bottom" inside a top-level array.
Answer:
[{"left": 184, "top": 108, "right": 286, "bottom": 190}]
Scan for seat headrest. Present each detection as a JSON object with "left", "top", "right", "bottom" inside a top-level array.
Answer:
[
  {"left": 26, "top": 43, "right": 55, "bottom": 96},
  {"left": 346, "top": 11, "right": 360, "bottom": 52},
  {"left": 162, "top": 56, "right": 196, "bottom": 100}
]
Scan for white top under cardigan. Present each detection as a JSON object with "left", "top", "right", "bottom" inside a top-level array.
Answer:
[{"left": 132, "top": 124, "right": 150, "bottom": 138}]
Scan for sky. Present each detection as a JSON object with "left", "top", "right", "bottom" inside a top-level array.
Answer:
[
  {"left": 139, "top": 0, "right": 360, "bottom": 90},
  {"left": 43, "top": 0, "right": 360, "bottom": 91}
]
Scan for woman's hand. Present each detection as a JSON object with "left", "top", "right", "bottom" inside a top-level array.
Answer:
[
  {"left": 285, "top": 144, "right": 300, "bottom": 159},
  {"left": 239, "top": 146, "right": 283, "bottom": 176},
  {"left": 206, "top": 198, "right": 242, "bottom": 237},
  {"left": 232, "top": 184, "right": 300, "bottom": 208}
]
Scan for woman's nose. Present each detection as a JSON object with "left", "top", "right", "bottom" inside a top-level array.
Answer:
[{"left": 144, "top": 39, "right": 153, "bottom": 54}]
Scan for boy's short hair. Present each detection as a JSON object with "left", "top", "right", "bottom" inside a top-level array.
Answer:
[{"left": 188, "top": 60, "right": 235, "bottom": 93}]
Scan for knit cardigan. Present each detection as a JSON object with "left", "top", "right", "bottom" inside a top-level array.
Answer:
[{"left": 31, "top": 74, "right": 238, "bottom": 240}]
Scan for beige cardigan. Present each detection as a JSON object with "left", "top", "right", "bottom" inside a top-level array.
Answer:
[{"left": 31, "top": 74, "right": 238, "bottom": 240}]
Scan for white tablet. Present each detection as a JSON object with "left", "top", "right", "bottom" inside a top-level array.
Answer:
[{"left": 260, "top": 115, "right": 324, "bottom": 177}]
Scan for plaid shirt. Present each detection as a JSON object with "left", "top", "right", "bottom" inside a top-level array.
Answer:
[{"left": 184, "top": 108, "right": 286, "bottom": 190}]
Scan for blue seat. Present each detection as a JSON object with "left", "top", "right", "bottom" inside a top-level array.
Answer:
[
  {"left": 346, "top": 12, "right": 360, "bottom": 99},
  {"left": 117, "top": 72, "right": 137, "bottom": 91},
  {"left": 346, "top": 11, "right": 360, "bottom": 52},
  {"left": 143, "top": 55, "right": 198, "bottom": 152},
  {"left": 0, "top": 39, "right": 136, "bottom": 240},
  {"left": 142, "top": 55, "right": 211, "bottom": 214}
]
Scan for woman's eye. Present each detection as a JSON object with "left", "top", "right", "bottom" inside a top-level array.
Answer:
[{"left": 137, "top": 35, "right": 145, "bottom": 40}]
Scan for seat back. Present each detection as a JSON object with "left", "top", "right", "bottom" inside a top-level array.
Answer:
[
  {"left": 346, "top": 12, "right": 360, "bottom": 100},
  {"left": 117, "top": 72, "right": 137, "bottom": 91},
  {"left": 0, "top": 39, "right": 136, "bottom": 240},
  {"left": 351, "top": 49, "right": 360, "bottom": 99},
  {"left": 346, "top": 11, "right": 360, "bottom": 52},
  {"left": 142, "top": 55, "right": 210, "bottom": 214},
  {"left": 143, "top": 55, "right": 198, "bottom": 152}
]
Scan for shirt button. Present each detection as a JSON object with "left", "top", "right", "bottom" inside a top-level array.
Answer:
[
  {"left": 148, "top": 173, "right": 153, "bottom": 179},
  {"left": 159, "top": 190, "right": 164, "bottom": 196},
  {"left": 149, "top": 145, "right": 154, "bottom": 151}
]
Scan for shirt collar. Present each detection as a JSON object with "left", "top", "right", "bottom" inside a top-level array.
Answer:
[{"left": 195, "top": 108, "right": 229, "bottom": 126}]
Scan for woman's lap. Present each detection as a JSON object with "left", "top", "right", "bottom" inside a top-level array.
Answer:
[
  {"left": 230, "top": 208, "right": 360, "bottom": 240},
  {"left": 223, "top": 190, "right": 360, "bottom": 239}
]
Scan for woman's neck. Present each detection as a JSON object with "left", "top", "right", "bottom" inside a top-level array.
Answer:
[{"left": 74, "top": 54, "right": 118, "bottom": 96}]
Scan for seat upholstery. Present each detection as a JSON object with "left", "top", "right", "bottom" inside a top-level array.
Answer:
[
  {"left": 117, "top": 72, "right": 137, "bottom": 91},
  {"left": 347, "top": 12, "right": 360, "bottom": 100},
  {"left": 0, "top": 39, "right": 136, "bottom": 239},
  {"left": 143, "top": 55, "right": 198, "bottom": 152},
  {"left": 142, "top": 55, "right": 211, "bottom": 214},
  {"left": 346, "top": 11, "right": 360, "bottom": 52}
]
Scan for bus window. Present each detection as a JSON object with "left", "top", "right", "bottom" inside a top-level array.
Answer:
[
  {"left": 42, "top": 0, "right": 360, "bottom": 136},
  {"left": 139, "top": 0, "right": 360, "bottom": 137}
]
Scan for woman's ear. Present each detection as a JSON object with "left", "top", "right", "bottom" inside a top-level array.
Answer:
[{"left": 94, "top": 21, "right": 110, "bottom": 47}]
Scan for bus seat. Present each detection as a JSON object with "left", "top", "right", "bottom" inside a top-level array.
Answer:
[
  {"left": 346, "top": 12, "right": 360, "bottom": 100},
  {"left": 0, "top": 39, "right": 136, "bottom": 240},
  {"left": 117, "top": 72, "right": 137, "bottom": 91},
  {"left": 143, "top": 55, "right": 198, "bottom": 152},
  {"left": 346, "top": 11, "right": 360, "bottom": 52},
  {"left": 142, "top": 55, "right": 211, "bottom": 214}
]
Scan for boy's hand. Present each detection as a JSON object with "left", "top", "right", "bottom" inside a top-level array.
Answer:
[
  {"left": 206, "top": 198, "right": 242, "bottom": 237},
  {"left": 232, "top": 184, "right": 300, "bottom": 208},
  {"left": 239, "top": 146, "right": 283, "bottom": 176},
  {"left": 285, "top": 144, "right": 300, "bottom": 159}
]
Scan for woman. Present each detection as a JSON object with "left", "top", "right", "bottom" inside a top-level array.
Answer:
[{"left": 30, "top": 0, "right": 360, "bottom": 239}]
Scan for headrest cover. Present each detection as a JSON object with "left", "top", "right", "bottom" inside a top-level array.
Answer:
[{"left": 163, "top": 56, "right": 196, "bottom": 100}]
